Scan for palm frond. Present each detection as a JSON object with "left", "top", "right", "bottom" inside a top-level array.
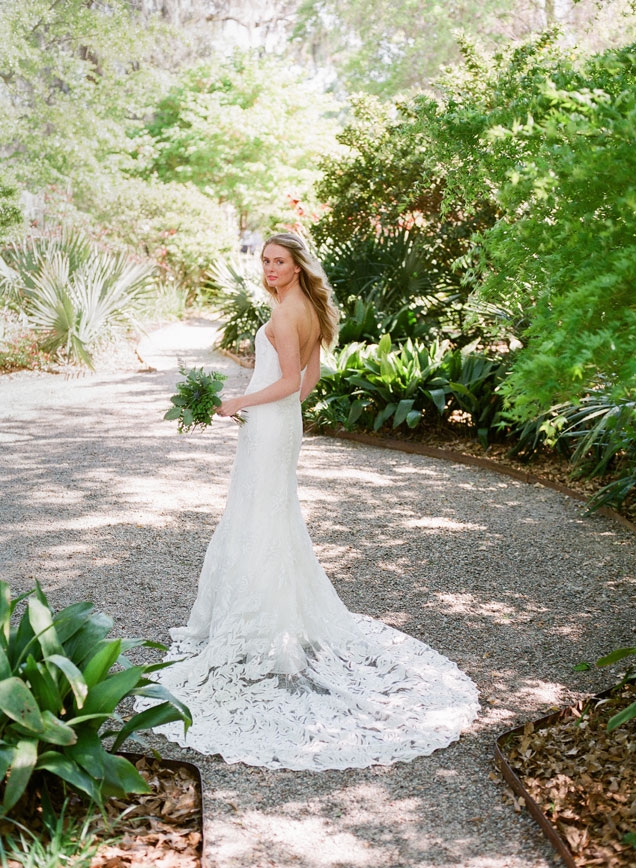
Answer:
[
  {"left": 207, "top": 259, "right": 270, "bottom": 354},
  {"left": 0, "top": 231, "right": 154, "bottom": 367}
]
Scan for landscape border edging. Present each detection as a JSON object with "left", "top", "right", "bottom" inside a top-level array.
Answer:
[{"left": 493, "top": 685, "right": 628, "bottom": 868}]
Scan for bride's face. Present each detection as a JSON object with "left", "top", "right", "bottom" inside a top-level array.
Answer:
[{"left": 262, "top": 244, "right": 300, "bottom": 291}]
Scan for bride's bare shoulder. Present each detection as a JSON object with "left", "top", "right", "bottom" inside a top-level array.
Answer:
[
  {"left": 269, "top": 303, "right": 296, "bottom": 329},
  {"left": 271, "top": 297, "right": 315, "bottom": 329}
]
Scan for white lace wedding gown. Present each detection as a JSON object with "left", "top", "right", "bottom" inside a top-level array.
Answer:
[{"left": 145, "top": 324, "right": 479, "bottom": 770}]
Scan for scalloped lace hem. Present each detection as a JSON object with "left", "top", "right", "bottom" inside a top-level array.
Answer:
[{"left": 136, "top": 613, "right": 479, "bottom": 771}]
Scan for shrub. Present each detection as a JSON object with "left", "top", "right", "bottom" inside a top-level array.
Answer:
[
  {"left": 0, "top": 580, "right": 191, "bottom": 814},
  {"left": 0, "top": 312, "right": 52, "bottom": 372},
  {"left": 304, "top": 334, "right": 507, "bottom": 444},
  {"left": 205, "top": 258, "right": 271, "bottom": 355},
  {"left": 0, "top": 180, "right": 22, "bottom": 244},
  {"left": 0, "top": 230, "right": 154, "bottom": 368},
  {"left": 83, "top": 178, "right": 236, "bottom": 295},
  {"left": 319, "top": 225, "right": 479, "bottom": 347}
]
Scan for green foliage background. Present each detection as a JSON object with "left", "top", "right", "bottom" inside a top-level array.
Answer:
[
  {"left": 0, "top": 0, "right": 635, "bottom": 509},
  {"left": 134, "top": 54, "right": 341, "bottom": 231},
  {"left": 313, "top": 34, "right": 636, "bottom": 421}
]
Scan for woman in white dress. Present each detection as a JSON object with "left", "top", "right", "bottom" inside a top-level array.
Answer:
[{"left": 149, "top": 233, "right": 479, "bottom": 771}]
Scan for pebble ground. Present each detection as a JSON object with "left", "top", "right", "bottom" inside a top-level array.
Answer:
[{"left": 1, "top": 318, "right": 634, "bottom": 868}]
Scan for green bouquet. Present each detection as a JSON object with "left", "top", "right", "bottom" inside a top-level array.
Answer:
[{"left": 164, "top": 364, "right": 244, "bottom": 433}]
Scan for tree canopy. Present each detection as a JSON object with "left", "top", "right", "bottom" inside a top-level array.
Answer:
[
  {"left": 0, "top": 0, "right": 158, "bottom": 192},
  {"left": 134, "top": 52, "right": 341, "bottom": 230},
  {"left": 294, "top": 0, "right": 636, "bottom": 96}
]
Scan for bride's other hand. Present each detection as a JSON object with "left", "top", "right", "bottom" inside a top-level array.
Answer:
[{"left": 218, "top": 396, "right": 245, "bottom": 418}]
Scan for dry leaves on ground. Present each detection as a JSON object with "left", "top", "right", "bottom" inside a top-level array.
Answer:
[
  {"left": 90, "top": 756, "right": 202, "bottom": 868},
  {"left": 501, "top": 683, "right": 636, "bottom": 867},
  {"left": 0, "top": 756, "right": 202, "bottom": 868}
]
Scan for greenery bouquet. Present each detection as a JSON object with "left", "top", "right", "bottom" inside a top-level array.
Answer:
[{"left": 164, "top": 364, "right": 244, "bottom": 433}]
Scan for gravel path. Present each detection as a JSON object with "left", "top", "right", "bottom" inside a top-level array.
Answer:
[{"left": 1, "top": 318, "right": 634, "bottom": 868}]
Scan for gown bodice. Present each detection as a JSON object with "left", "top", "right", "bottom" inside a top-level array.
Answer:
[{"left": 246, "top": 323, "right": 306, "bottom": 395}]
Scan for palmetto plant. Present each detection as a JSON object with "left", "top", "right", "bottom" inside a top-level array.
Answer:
[
  {"left": 319, "top": 227, "right": 440, "bottom": 314},
  {"left": 205, "top": 259, "right": 270, "bottom": 354},
  {"left": 0, "top": 231, "right": 154, "bottom": 368},
  {"left": 0, "top": 581, "right": 191, "bottom": 815},
  {"left": 558, "top": 392, "right": 636, "bottom": 513},
  {"left": 508, "top": 389, "right": 636, "bottom": 513}
]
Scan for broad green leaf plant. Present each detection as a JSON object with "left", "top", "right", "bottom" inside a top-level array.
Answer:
[
  {"left": 575, "top": 646, "right": 636, "bottom": 732},
  {"left": 0, "top": 581, "right": 191, "bottom": 815},
  {"left": 303, "top": 334, "right": 508, "bottom": 445}
]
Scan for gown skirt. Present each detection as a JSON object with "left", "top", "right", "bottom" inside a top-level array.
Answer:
[{"left": 140, "top": 325, "right": 479, "bottom": 770}]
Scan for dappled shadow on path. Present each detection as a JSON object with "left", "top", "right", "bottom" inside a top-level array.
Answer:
[{"left": 298, "top": 438, "right": 634, "bottom": 729}]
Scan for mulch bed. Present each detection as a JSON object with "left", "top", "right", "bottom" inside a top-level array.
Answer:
[
  {"left": 497, "top": 683, "right": 636, "bottom": 868},
  {"left": 90, "top": 756, "right": 202, "bottom": 868},
  {"left": 1, "top": 756, "right": 202, "bottom": 868}
]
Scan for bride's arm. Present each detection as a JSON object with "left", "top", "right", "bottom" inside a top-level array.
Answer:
[{"left": 217, "top": 307, "right": 302, "bottom": 417}]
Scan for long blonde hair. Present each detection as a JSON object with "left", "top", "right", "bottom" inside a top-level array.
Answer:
[{"left": 261, "top": 232, "right": 339, "bottom": 349}]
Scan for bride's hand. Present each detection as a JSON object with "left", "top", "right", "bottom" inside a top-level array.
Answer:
[{"left": 218, "top": 396, "right": 246, "bottom": 418}]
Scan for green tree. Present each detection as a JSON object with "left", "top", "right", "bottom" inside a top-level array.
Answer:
[
  {"left": 391, "top": 34, "right": 636, "bottom": 418},
  {"left": 312, "top": 92, "right": 499, "bottom": 340},
  {"left": 295, "top": 0, "right": 518, "bottom": 96},
  {"left": 0, "top": 0, "right": 163, "bottom": 196},
  {"left": 134, "top": 51, "right": 341, "bottom": 231},
  {"left": 472, "top": 45, "right": 636, "bottom": 417},
  {"left": 392, "top": 34, "right": 636, "bottom": 419},
  {"left": 313, "top": 32, "right": 636, "bottom": 421},
  {"left": 294, "top": 0, "right": 636, "bottom": 97}
]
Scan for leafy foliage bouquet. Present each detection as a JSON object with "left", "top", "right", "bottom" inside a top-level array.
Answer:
[{"left": 164, "top": 364, "right": 244, "bottom": 432}]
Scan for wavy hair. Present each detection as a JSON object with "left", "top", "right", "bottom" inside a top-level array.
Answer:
[{"left": 261, "top": 233, "right": 339, "bottom": 349}]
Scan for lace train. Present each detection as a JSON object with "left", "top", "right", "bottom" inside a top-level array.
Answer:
[{"left": 150, "top": 614, "right": 478, "bottom": 770}]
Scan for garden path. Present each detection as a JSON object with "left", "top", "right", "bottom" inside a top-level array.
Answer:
[{"left": 1, "top": 318, "right": 634, "bottom": 868}]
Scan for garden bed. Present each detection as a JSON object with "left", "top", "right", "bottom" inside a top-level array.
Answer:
[
  {"left": 495, "top": 683, "right": 636, "bottom": 868},
  {"left": 1, "top": 754, "right": 203, "bottom": 868}
]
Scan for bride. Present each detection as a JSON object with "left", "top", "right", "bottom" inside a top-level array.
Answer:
[{"left": 147, "top": 232, "right": 479, "bottom": 771}]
